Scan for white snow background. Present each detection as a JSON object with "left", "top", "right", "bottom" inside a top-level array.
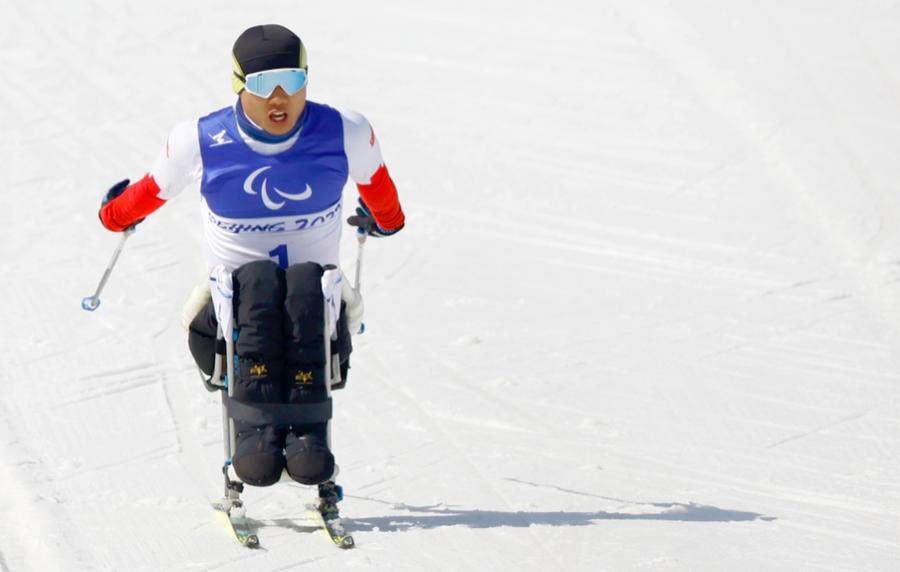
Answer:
[{"left": 2, "top": 0, "right": 899, "bottom": 570}]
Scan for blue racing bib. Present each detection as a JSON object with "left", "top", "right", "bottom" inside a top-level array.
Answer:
[{"left": 197, "top": 102, "right": 349, "bottom": 219}]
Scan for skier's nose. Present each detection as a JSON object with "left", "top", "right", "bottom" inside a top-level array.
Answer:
[{"left": 268, "top": 86, "right": 289, "bottom": 103}]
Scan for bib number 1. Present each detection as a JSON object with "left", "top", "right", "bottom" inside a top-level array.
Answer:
[{"left": 269, "top": 244, "right": 288, "bottom": 269}]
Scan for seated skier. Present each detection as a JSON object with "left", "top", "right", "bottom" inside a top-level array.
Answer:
[
  {"left": 189, "top": 258, "right": 351, "bottom": 488},
  {"left": 97, "top": 24, "right": 404, "bottom": 517}
]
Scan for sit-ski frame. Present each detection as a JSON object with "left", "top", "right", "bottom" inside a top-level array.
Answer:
[{"left": 202, "top": 232, "right": 366, "bottom": 515}]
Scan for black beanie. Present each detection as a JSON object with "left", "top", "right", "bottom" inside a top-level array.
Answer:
[{"left": 232, "top": 24, "right": 308, "bottom": 81}]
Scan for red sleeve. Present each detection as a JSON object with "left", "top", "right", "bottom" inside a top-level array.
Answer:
[
  {"left": 356, "top": 164, "right": 404, "bottom": 231},
  {"left": 99, "top": 174, "right": 166, "bottom": 231}
]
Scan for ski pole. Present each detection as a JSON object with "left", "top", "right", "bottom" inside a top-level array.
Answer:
[
  {"left": 81, "top": 226, "right": 135, "bottom": 311},
  {"left": 354, "top": 228, "right": 366, "bottom": 293},
  {"left": 354, "top": 229, "right": 367, "bottom": 334}
]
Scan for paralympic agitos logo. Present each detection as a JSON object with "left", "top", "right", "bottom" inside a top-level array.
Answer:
[{"left": 243, "top": 166, "right": 312, "bottom": 210}]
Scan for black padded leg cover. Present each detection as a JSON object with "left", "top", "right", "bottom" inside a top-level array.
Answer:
[
  {"left": 281, "top": 263, "right": 335, "bottom": 485},
  {"left": 231, "top": 260, "right": 289, "bottom": 485},
  {"left": 233, "top": 425, "right": 286, "bottom": 487},
  {"left": 284, "top": 426, "right": 334, "bottom": 485},
  {"left": 232, "top": 260, "right": 288, "bottom": 404},
  {"left": 188, "top": 300, "right": 218, "bottom": 376},
  {"left": 233, "top": 260, "right": 286, "bottom": 360},
  {"left": 283, "top": 263, "right": 328, "bottom": 404}
]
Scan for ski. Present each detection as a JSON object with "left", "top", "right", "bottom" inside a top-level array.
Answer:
[
  {"left": 213, "top": 500, "right": 260, "bottom": 548},
  {"left": 306, "top": 502, "right": 355, "bottom": 549}
]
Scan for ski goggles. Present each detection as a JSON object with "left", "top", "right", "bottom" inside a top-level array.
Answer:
[{"left": 240, "top": 68, "right": 309, "bottom": 98}]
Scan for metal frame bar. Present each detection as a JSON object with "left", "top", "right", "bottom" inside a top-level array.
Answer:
[{"left": 224, "top": 325, "right": 236, "bottom": 463}]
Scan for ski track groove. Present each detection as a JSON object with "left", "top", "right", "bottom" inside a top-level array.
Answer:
[
  {"left": 420, "top": 344, "right": 547, "bottom": 428},
  {"left": 766, "top": 409, "right": 875, "bottom": 449},
  {"left": 53, "top": 374, "right": 162, "bottom": 408},
  {"left": 850, "top": 18, "right": 900, "bottom": 109},
  {"left": 416, "top": 202, "right": 761, "bottom": 258},
  {"left": 7, "top": 332, "right": 120, "bottom": 369},
  {"left": 475, "top": 228, "right": 788, "bottom": 290},
  {"left": 266, "top": 556, "right": 331, "bottom": 571},
  {"left": 51, "top": 444, "right": 180, "bottom": 484},
  {"left": 738, "top": 344, "right": 900, "bottom": 380},
  {"left": 76, "top": 362, "right": 158, "bottom": 381},
  {"left": 160, "top": 377, "right": 185, "bottom": 456},
  {"left": 196, "top": 548, "right": 261, "bottom": 572},
  {"left": 368, "top": 352, "right": 568, "bottom": 569},
  {"left": 605, "top": 446, "right": 893, "bottom": 524}
]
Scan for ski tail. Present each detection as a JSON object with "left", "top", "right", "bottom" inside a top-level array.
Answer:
[{"left": 213, "top": 500, "right": 260, "bottom": 548}]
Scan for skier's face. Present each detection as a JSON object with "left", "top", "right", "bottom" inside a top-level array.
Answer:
[{"left": 240, "top": 85, "right": 307, "bottom": 135}]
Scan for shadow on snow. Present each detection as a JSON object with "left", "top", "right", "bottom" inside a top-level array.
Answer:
[
  {"left": 244, "top": 478, "right": 774, "bottom": 535},
  {"left": 342, "top": 497, "right": 772, "bottom": 533}
]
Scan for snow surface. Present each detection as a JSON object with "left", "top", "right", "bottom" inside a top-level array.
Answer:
[{"left": 2, "top": 0, "right": 900, "bottom": 570}]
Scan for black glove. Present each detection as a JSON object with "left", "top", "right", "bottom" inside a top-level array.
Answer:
[
  {"left": 346, "top": 199, "right": 404, "bottom": 237},
  {"left": 102, "top": 179, "right": 130, "bottom": 206}
]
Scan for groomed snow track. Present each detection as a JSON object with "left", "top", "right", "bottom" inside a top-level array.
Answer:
[{"left": 2, "top": 1, "right": 899, "bottom": 570}]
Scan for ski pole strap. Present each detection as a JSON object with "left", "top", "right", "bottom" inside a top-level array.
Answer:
[{"left": 225, "top": 398, "right": 333, "bottom": 426}]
